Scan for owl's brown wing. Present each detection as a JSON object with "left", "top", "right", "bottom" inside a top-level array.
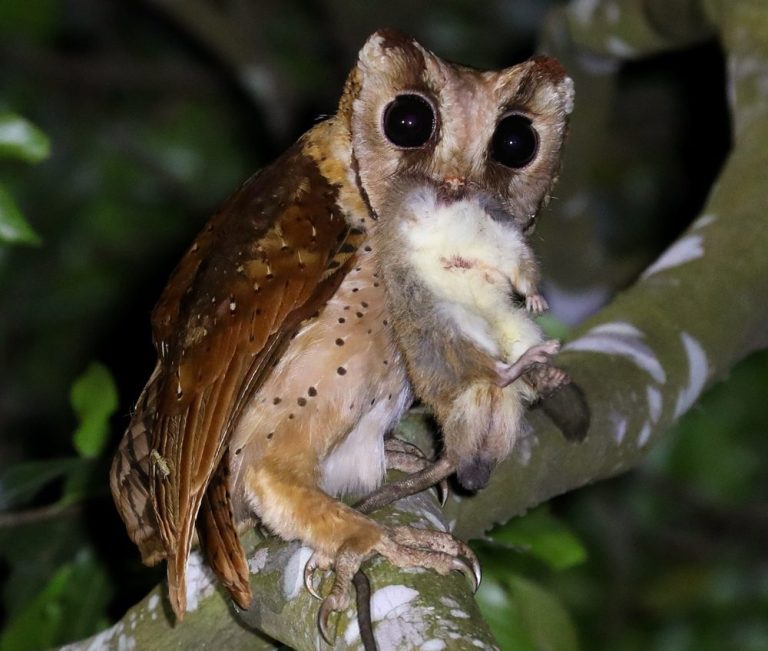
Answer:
[{"left": 110, "top": 137, "right": 365, "bottom": 618}]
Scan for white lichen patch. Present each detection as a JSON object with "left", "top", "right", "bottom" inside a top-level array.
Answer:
[
  {"left": 606, "top": 36, "right": 636, "bottom": 57},
  {"left": 370, "top": 585, "right": 419, "bottom": 621},
  {"left": 642, "top": 233, "right": 704, "bottom": 279},
  {"left": 440, "top": 596, "right": 460, "bottom": 609},
  {"left": 391, "top": 495, "right": 447, "bottom": 532},
  {"left": 569, "top": 0, "right": 600, "bottom": 25},
  {"left": 693, "top": 213, "right": 717, "bottom": 230},
  {"left": 248, "top": 548, "right": 268, "bottom": 573},
  {"left": 543, "top": 282, "right": 610, "bottom": 326},
  {"left": 421, "top": 508, "right": 448, "bottom": 533},
  {"left": 282, "top": 545, "right": 312, "bottom": 600},
  {"left": 674, "top": 332, "right": 709, "bottom": 419},
  {"left": 646, "top": 385, "right": 662, "bottom": 423},
  {"left": 422, "top": 640, "right": 447, "bottom": 651},
  {"left": 610, "top": 411, "right": 628, "bottom": 444},
  {"left": 450, "top": 609, "right": 470, "bottom": 619},
  {"left": 591, "top": 322, "right": 644, "bottom": 338},
  {"left": 345, "top": 585, "right": 438, "bottom": 649},
  {"left": 61, "top": 622, "right": 129, "bottom": 651},
  {"left": 637, "top": 421, "right": 653, "bottom": 448},
  {"left": 147, "top": 594, "right": 160, "bottom": 613},
  {"left": 185, "top": 551, "right": 217, "bottom": 611},
  {"left": 565, "top": 321, "right": 666, "bottom": 383}
]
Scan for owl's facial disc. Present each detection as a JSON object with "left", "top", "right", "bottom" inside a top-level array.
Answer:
[{"left": 345, "top": 30, "right": 573, "bottom": 231}]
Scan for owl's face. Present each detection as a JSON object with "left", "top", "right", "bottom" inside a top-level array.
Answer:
[{"left": 344, "top": 30, "right": 574, "bottom": 232}]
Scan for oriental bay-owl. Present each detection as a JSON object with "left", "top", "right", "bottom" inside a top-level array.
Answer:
[{"left": 110, "top": 29, "right": 575, "bottom": 634}]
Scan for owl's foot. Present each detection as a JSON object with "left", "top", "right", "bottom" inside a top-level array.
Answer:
[
  {"left": 494, "top": 339, "right": 560, "bottom": 388},
  {"left": 383, "top": 438, "right": 448, "bottom": 506},
  {"left": 355, "top": 456, "right": 454, "bottom": 515},
  {"left": 525, "top": 293, "right": 549, "bottom": 314},
  {"left": 308, "top": 525, "right": 480, "bottom": 643}
]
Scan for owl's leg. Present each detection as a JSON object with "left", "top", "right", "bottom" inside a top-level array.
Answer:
[
  {"left": 314, "top": 524, "right": 479, "bottom": 643},
  {"left": 383, "top": 437, "right": 448, "bottom": 505},
  {"left": 354, "top": 456, "right": 455, "bottom": 514},
  {"left": 245, "top": 454, "right": 476, "bottom": 641}
]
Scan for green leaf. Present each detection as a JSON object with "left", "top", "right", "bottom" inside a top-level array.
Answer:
[
  {"left": 489, "top": 506, "right": 588, "bottom": 571},
  {"left": 0, "top": 183, "right": 41, "bottom": 245},
  {"left": 0, "top": 549, "right": 113, "bottom": 651},
  {"left": 0, "top": 458, "right": 85, "bottom": 511},
  {"left": 0, "top": 113, "right": 51, "bottom": 163},
  {"left": 477, "top": 575, "right": 580, "bottom": 651},
  {"left": 70, "top": 362, "right": 118, "bottom": 459}
]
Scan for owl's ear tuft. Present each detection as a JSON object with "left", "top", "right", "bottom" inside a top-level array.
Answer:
[{"left": 357, "top": 29, "right": 424, "bottom": 71}]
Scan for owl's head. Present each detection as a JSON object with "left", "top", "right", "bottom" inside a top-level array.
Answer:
[{"left": 339, "top": 29, "right": 574, "bottom": 232}]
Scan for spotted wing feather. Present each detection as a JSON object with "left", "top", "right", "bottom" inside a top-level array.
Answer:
[{"left": 110, "top": 137, "right": 364, "bottom": 618}]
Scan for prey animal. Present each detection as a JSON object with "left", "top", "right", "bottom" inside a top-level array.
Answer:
[{"left": 110, "top": 29, "right": 576, "bottom": 640}]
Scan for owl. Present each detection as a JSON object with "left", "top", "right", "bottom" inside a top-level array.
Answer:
[{"left": 110, "top": 28, "right": 575, "bottom": 640}]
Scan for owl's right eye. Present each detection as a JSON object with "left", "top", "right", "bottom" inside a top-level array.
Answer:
[{"left": 382, "top": 94, "right": 435, "bottom": 148}]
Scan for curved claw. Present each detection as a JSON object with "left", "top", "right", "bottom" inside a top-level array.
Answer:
[
  {"left": 317, "top": 598, "right": 338, "bottom": 645},
  {"left": 437, "top": 478, "right": 449, "bottom": 507},
  {"left": 451, "top": 556, "right": 481, "bottom": 592},
  {"left": 304, "top": 558, "right": 322, "bottom": 600}
]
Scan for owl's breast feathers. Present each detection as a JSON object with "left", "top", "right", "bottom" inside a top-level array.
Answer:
[{"left": 110, "top": 122, "right": 367, "bottom": 617}]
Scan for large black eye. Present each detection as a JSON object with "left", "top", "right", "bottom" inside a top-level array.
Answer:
[
  {"left": 383, "top": 94, "right": 435, "bottom": 148},
  {"left": 491, "top": 114, "right": 539, "bottom": 168}
]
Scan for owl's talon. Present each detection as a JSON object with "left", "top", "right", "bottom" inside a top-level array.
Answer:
[
  {"left": 304, "top": 559, "right": 322, "bottom": 600},
  {"left": 451, "top": 557, "right": 480, "bottom": 592},
  {"left": 317, "top": 599, "right": 339, "bottom": 644},
  {"left": 438, "top": 478, "right": 449, "bottom": 506}
]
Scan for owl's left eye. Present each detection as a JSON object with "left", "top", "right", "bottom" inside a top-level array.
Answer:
[
  {"left": 382, "top": 94, "right": 435, "bottom": 148},
  {"left": 491, "top": 114, "right": 539, "bottom": 169}
]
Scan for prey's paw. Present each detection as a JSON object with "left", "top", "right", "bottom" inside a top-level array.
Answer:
[
  {"left": 494, "top": 339, "right": 561, "bottom": 388},
  {"left": 308, "top": 526, "right": 480, "bottom": 643},
  {"left": 525, "top": 293, "right": 549, "bottom": 314},
  {"left": 384, "top": 438, "right": 448, "bottom": 506},
  {"left": 526, "top": 364, "right": 570, "bottom": 396}
]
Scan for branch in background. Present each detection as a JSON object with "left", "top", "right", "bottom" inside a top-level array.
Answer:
[{"left": 142, "top": 0, "right": 298, "bottom": 138}]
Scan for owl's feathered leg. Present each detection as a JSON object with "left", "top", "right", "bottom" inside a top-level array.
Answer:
[{"left": 244, "top": 452, "right": 477, "bottom": 643}]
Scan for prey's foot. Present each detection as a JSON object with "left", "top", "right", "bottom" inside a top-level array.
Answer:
[
  {"left": 525, "top": 293, "right": 549, "bottom": 314},
  {"left": 525, "top": 364, "right": 570, "bottom": 396},
  {"left": 384, "top": 438, "right": 448, "bottom": 506},
  {"left": 307, "top": 525, "right": 480, "bottom": 643},
  {"left": 494, "top": 339, "right": 560, "bottom": 388}
]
